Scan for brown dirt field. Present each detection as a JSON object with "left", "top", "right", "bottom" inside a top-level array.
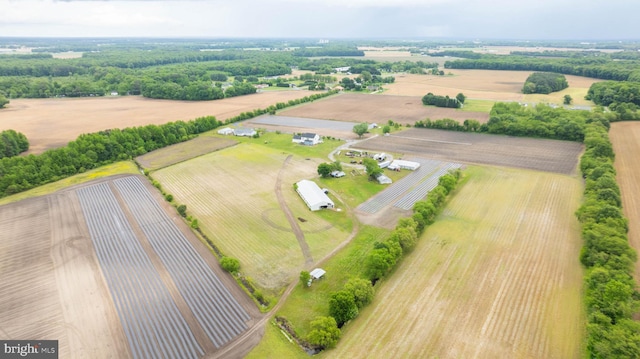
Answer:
[
  {"left": 136, "top": 135, "right": 238, "bottom": 170},
  {"left": 279, "top": 93, "right": 489, "bottom": 125},
  {"left": 382, "top": 70, "right": 601, "bottom": 101},
  {"left": 0, "top": 175, "right": 263, "bottom": 359},
  {"left": 353, "top": 128, "right": 583, "bottom": 175},
  {"left": 609, "top": 122, "right": 640, "bottom": 281},
  {"left": 0, "top": 91, "right": 316, "bottom": 154}
]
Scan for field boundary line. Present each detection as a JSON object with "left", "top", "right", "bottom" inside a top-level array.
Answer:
[{"left": 388, "top": 134, "right": 472, "bottom": 146}]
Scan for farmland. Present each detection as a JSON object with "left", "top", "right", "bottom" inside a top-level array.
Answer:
[
  {"left": 609, "top": 121, "right": 640, "bottom": 280},
  {"left": 279, "top": 93, "right": 489, "bottom": 125},
  {"left": 136, "top": 135, "right": 238, "bottom": 170},
  {"left": 152, "top": 143, "right": 351, "bottom": 292},
  {"left": 355, "top": 128, "right": 583, "bottom": 175},
  {"left": 0, "top": 90, "right": 317, "bottom": 154},
  {"left": 326, "top": 166, "right": 585, "bottom": 358},
  {"left": 0, "top": 175, "right": 260, "bottom": 358},
  {"left": 382, "top": 70, "right": 601, "bottom": 106}
]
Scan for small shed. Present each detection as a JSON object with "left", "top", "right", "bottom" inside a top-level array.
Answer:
[
  {"left": 234, "top": 128, "right": 257, "bottom": 137},
  {"left": 310, "top": 268, "right": 326, "bottom": 280},
  {"left": 377, "top": 175, "right": 392, "bottom": 184},
  {"left": 330, "top": 171, "right": 345, "bottom": 178}
]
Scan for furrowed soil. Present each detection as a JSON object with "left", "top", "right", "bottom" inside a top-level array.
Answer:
[
  {"left": 609, "top": 121, "right": 640, "bottom": 281},
  {"left": 279, "top": 93, "right": 489, "bottom": 125},
  {"left": 326, "top": 166, "right": 585, "bottom": 359},
  {"left": 354, "top": 128, "right": 583, "bottom": 175},
  {"left": 0, "top": 91, "right": 317, "bottom": 154}
]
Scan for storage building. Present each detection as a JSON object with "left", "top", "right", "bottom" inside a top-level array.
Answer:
[{"left": 296, "top": 180, "right": 334, "bottom": 211}]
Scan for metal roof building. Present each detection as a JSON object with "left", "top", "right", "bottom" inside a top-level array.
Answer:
[{"left": 296, "top": 180, "right": 334, "bottom": 211}]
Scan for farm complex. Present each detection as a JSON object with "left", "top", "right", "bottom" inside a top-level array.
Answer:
[{"left": 2, "top": 37, "right": 636, "bottom": 359}]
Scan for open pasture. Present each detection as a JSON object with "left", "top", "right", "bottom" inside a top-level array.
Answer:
[
  {"left": 354, "top": 128, "right": 583, "bottom": 175},
  {"left": 0, "top": 90, "right": 316, "bottom": 154},
  {"left": 609, "top": 121, "right": 640, "bottom": 280},
  {"left": 136, "top": 135, "right": 238, "bottom": 170},
  {"left": 153, "top": 143, "right": 350, "bottom": 292},
  {"left": 382, "top": 70, "right": 600, "bottom": 105},
  {"left": 279, "top": 93, "right": 489, "bottom": 125},
  {"left": 327, "top": 166, "right": 585, "bottom": 359}
]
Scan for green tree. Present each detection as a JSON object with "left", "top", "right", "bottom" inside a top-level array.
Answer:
[
  {"left": 344, "top": 278, "right": 374, "bottom": 309},
  {"left": 360, "top": 71, "right": 372, "bottom": 83},
  {"left": 353, "top": 123, "right": 369, "bottom": 138},
  {"left": 220, "top": 257, "right": 240, "bottom": 273},
  {"left": 456, "top": 92, "right": 466, "bottom": 104},
  {"left": 362, "top": 157, "right": 383, "bottom": 180},
  {"left": 382, "top": 125, "right": 391, "bottom": 134},
  {"left": 317, "top": 163, "right": 333, "bottom": 178},
  {"left": 329, "top": 290, "right": 359, "bottom": 327},
  {"left": 177, "top": 204, "right": 187, "bottom": 217},
  {"left": 564, "top": 94, "right": 573, "bottom": 105},
  {"left": 300, "top": 270, "right": 311, "bottom": 287},
  {"left": 306, "top": 316, "right": 341, "bottom": 349},
  {"left": 0, "top": 95, "right": 8, "bottom": 109}
]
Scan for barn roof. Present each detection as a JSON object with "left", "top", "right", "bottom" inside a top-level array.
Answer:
[{"left": 296, "top": 180, "right": 334, "bottom": 210}]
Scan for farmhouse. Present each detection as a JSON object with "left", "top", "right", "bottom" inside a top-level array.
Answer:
[
  {"left": 292, "top": 133, "right": 322, "bottom": 146},
  {"left": 234, "top": 128, "right": 257, "bottom": 137},
  {"left": 389, "top": 160, "right": 421, "bottom": 171},
  {"left": 217, "top": 127, "right": 235, "bottom": 135},
  {"left": 296, "top": 180, "right": 334, "bottom": 211}
]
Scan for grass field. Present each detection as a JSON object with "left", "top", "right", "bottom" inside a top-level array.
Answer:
[
  {"left": 153, "top": 142, "right": 350, "bottom": 293},
  {"left": 325, "top": 166, "right": 585, "bottom": 358},
  {"left": 136, "top": 135, "right": 238, "bottom": 170},
  {"left": 0, "top": 161, "right": 139, "bottom": 206},
  {"left": 609, "top": 121, "right": 640, "bottom": 280}
]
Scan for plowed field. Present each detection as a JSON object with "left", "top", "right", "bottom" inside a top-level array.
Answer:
[
  {"left": 609, "top": 121, "right": 640, "bottom": 280},
  {"left": 0, "top": 91, "right": 316, "bottom": 154},
  {"left": 328, "top": 166, "right": 584, "bottom": 359},
  {"left": 279, "top": 93, "right": 489, "bottom": 125}
]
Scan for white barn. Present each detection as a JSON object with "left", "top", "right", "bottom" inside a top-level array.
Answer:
[
  {"left": 234, "top": 128, "right": 257, "bottom": 137},
  {"left": 296, "top": 180, "right": 334, "bottom": 211},
  {"left": 217, "top": 127, "right": 235, "bottom": 135},
  {"left": 390, "top": 160, "right": 421, "bottom": 171}
]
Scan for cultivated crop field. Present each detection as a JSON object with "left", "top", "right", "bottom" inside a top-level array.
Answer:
[
  {"left": 136, "top": 135, "right": 238, "bottom": 170},
  {"left": 152, "top": 143, "right": 350, "bottom": 292},
  {"left": 609, "top": 121, "right": 640, "bottom": 280},
  {"left": 279, "top": 93, "right": 489, "bottom": 125},
  {"left": 0, "top": 175, "right": 259, "bottom": 358},
  {"left": 355, "top": 128, "right": 583, "bottom": 175},
  {"left": 327, "top": 166, "right": 585, "bottom": 359},
  {"left": 382, "top": 70, "right": 600, "bottom": 106},
  {"left": 0, "top": 90, "right": 316, "bottom": 154}
]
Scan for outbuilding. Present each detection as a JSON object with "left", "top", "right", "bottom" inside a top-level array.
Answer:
[
  {"left": 217, "top": 127, "right": 235, "bottom": 135},
  {"left": 390, "top": 160, "right": 421, "bottom": 171},
  {"left": 234, "top": 128, "right": 257, "bottom": 137},
  {"left": 377, "top": 174, "right": 393, "bottom": 184},
  {"left": 295, "top": 180, "right": 334, "bottom": 211},
  {"left": 310, "top": 268, "right": 326, "bottom": 280}
]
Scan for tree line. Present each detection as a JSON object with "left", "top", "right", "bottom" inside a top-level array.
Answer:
[
  {"left": 421, "top": 92, "right": 465, "bottom": 108},
  {"left": 0, "top": 130, "right": 29, "bottom": 159},
  {"left": 0, "top": 90, "right": 337, "bottom": 197},
  {"left": 522, "top": 72, "right": 568, "bottom": 94}
]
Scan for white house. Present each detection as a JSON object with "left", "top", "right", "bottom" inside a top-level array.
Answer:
[
  {"left": 234, "top": 128, "right": 257, "bottom": 137},
  {"left": 217, "top": 127, "right": 235, "bottom": 135},
  {"left": 296, "top": 180, "right": 334, "bottom": 211},
  {"left": 292, "top": 133, "right": 322, "bottom": 146}
]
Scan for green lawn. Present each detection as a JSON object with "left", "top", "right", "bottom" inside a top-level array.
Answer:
[
  {"left": 214, "top": 131, "right": 344, "bottom": 160},
  {"left": 460, "top": 99, "right": 495, "bottom": 113}
]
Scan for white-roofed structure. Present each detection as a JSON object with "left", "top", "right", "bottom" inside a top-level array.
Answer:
[
  {"left": 217, "top": 127, "right": 234, "bottom": 135},
  {"left": 310, "top": 268, "right": 326, "bottom": 280},
  {"left": 296, "top": 180, "right": 334, "bottom": 211},
  {"left": 390, "top": 160, "right": 421, "bottom": 171}
]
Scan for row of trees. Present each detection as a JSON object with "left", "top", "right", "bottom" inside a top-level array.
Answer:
[
  {"left": 577, "top": 116, "right": 640, "bottom": 358},
  {"left": 0, "top": 90, "right": 338, "bottom": 197},
  {"left": 0, "top": 130, "right": 29, "bottom": 159},
  {"left": 522, "top": 72, "right": 568, "bottom": 94},
  {"left": 421, "top": 92, "right": 465, "bottom": 108},
  {"left": 415, "top": 102, "right": 588, "bottom": 142}
]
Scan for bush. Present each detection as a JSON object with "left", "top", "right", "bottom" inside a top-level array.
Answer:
[
  {"left": 306, "top": 316, "right": 341, "bottom": 349},
  {"left": 220, "top": 257, "right": 240, "bottom": 273},
  {"left": 176, "top": 204, "right": 187, "bottom": 217}
]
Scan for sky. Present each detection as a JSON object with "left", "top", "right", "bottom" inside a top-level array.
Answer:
[{"left": 0, "top": 0, "right": 638, "bottom": 40}]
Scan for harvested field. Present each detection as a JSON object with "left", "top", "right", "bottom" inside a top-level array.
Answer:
[
  {"left": 609, "top": 122, "right": 640, "bottom": 280},
  {"left": 279, "top": 93, "right": 489, "bottom": 125},
  {"left": 0, "top": 91, "right": 317, "bottom": 154},
  {"left": 136, "top": 135, "right": 238, "bottom": 170},
  {"left": 328, "top": 166, "right": 585, "bottom": 359},
  {"left": 153, "top": 143, "right": 350, "bottom": 292},
  {"left": 382, "top": 70, "right": 600, "bottom": 105},
  {"left": 0, "top": 175, "right": 260, "bottom": 359},
  {"left": 354, "top": 128, "right": 583, "bottom": 175}
]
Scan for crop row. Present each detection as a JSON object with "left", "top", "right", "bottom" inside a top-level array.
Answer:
[
  {"left": 113, "top": 176, "right": 250, "bottom": 348},
  {"left": 394, "top": 162, "right": 462, "bottom": 210},
  {"left": 77, "top": 183, "right": 203, "bottom": 359}
]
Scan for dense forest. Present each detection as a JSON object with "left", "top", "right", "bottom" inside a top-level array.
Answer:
[{"left": 522, "top": 72, "right": 568, "bottom": 94}]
